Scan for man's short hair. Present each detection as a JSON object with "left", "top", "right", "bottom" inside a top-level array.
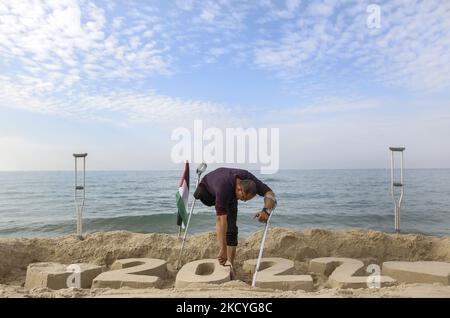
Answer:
[{"left": 241, "top": 179, "right": 257, "bottom": 196}]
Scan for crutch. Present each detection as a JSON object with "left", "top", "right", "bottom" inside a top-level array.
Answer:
[
  {"left": 252, "top": 201, "right": 277, "bottom": 288},
  {"left": 73, "top": 153, "right": 87, "bottom": 240},
  {"left": 176, "top": 162, "right": 207, "bottom": 269},
  {"left": 389, "top": 147, "right": 405, "bottom": 233}
]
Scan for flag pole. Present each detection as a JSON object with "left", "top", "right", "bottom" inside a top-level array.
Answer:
[
  {"left": 176, "top": 180, "right": 199, "bottom": 269},
  {"left": 177, "top": 196, "right": 197, "bottom": 268},
  {"left": 176, "top": 162, "right": 207, "bottom": 269},
  {"left": 176, "top": 161, "right": 190, "bottom": 238}
]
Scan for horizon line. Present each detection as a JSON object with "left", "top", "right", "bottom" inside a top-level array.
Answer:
[{"left": 1, "top": 167, "right": 450, "bottom": 172}]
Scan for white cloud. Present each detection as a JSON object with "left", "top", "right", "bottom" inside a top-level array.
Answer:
[
  {"left": 200, "top": 2, "right": 219, "bottom": 23},
  {"left": 259, "top": 96, "right": 381, "bottom": 127},
  {"left": 112, "top": 17, "right": 124, "bottom": 29},
  {"left": 295, "top": 97, "right": 379, "bottom": 115},
  {"left": 257, "top": 0, "right": 302, "bottom": 20},
  {"left": 1, "top": 0, "right": 450, "bottom": 133},
  {"left": 176, "top": 0, "right": 196, "bottom": 11},
  {"left": 173, "top": 0, "right": 251, "bottom": 38},
  {"left": 0, "top": 0, "right": 171, "bottom": 94},
  {"left": 209, "top": 47, "right": 227, "bottom": 57},
  {"left": 253, "top": 0, "right": 450, "bottom": 92},
  {"left": 0, "top": 75, "right": 245, "bottom": 128},
  {"left": 306, "top": 0, "right": 337, "bottom": 17},
  {"left": 3, "top": 0, "right": 447, "bottom": 95}
]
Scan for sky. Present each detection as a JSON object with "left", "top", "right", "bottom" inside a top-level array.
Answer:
[{"left": 0, "top": 0, "right": 449, "bottom": 171}]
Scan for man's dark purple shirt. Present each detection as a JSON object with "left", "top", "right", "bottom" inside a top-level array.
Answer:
[{"left": 200, "top": 168, "right": 272, "bottom": 215}]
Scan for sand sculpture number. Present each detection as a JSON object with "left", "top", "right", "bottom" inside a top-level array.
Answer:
[
  {"left": 92, "top": 258, "right": 167, "bottom": 289},
  {"left": 175, "top": 259, "right": 231, "bottom": 288},
  {"left": 243, "top": 257, "right": 313, "bottom": 291},
  {"left": 25, "top": 258, "right": 450, "bottom": 290},
  {"left": 309, "top": 257, "right": 396, "bottom": 289},
  {"left": 382, "top": 261, "right": 450, "bottom": 285}
]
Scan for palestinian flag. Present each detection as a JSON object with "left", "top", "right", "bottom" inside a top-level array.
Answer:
[{"left": 176, "top": 161, "right": 189, "bottom": 228}]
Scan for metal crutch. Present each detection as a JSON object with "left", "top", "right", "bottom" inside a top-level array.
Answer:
[
  {"left": 73, "top": 153, "right": 87, "bottom": 240},
  {"left": 252, "top": 203, "right": 276, "bottom": 288},
  {"left": 389, "top": 147, "right": 405, "bottom": 233},
  {"left": 176, "top": 162, "right": 207, "bottom": 269}
]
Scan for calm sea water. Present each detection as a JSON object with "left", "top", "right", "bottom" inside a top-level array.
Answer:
[{"left": 0, "top": 170, "right": 449, "bottom": 238}]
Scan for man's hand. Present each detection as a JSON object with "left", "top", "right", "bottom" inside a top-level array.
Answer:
[{"left": 254, "top": 210, "right": 269, "bottom": 224}]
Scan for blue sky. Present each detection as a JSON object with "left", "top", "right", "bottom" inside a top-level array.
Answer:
[{"left": 0, "top": 0, "right": 449, "bottom": 170}]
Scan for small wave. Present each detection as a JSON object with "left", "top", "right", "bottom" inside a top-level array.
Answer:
[
  {"left": 0, "top": 213, "right": 217, "bottom": 237},
  {"left": 1, "top": 211, "right": 445, "bottom": 238}
]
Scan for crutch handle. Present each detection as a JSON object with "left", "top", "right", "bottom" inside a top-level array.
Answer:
[
  {"left": 389, "top": 147, "right": 405, "bottom": 152},
  {"left": 75, "top": 186, "right": 85, "bottom": 190}
]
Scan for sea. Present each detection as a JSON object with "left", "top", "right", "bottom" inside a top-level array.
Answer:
[{"left": 0, "top": 169, "right": 449, "bottom": 238}]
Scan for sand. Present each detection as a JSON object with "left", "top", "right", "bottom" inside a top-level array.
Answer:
[{"left": 1, "top": 228, "right": 450, "bottom": 298}]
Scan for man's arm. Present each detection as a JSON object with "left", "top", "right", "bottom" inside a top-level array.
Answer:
[
  {"left": 244, "top": 171, "right": 276, "bottom": 220},
  {"left": 216, "top": 214, "right": 228, "bottom": 265},
  {"left": 263, "top": 190, "right": 276, "bottom": 210}
]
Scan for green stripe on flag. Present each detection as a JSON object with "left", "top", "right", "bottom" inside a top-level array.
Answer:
[{"left": 176, "top": 192, "right": 188, "bottom": 227}]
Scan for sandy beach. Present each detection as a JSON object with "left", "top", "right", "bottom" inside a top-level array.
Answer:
[{"left": 1, "top": 228, "right": 450, "bottom": 298}]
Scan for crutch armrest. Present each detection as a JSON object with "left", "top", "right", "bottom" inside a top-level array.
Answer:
[
  {"left": 389, "top": 147, "right": 405, "bottom": 152},
  {"left": 73, "top": 153, "right": 88, "bottom": 158}
]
